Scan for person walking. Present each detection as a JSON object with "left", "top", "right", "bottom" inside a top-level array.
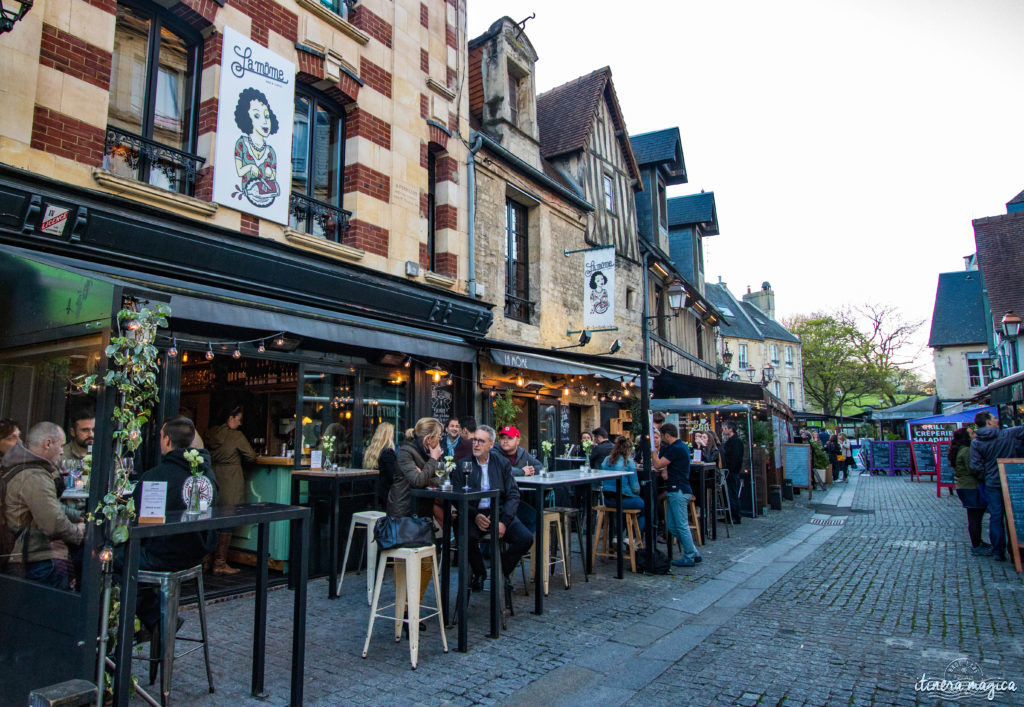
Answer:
[
  {"left": 969, "top": 410, "right": 1024, "bottom": 563},
  {"left": 654, "top": 423, "right": 701, "bottom": 567},
  {"left": 837, "top": 433, "right": 852, "bottom": 481},
  {"left": 950, "top": 427, "right": 990, "bottom": 556},
  {"left": 206, "top": 405, "right": 257, "bottom": 575}
]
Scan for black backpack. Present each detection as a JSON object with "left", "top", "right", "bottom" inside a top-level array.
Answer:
[{"left": 636, "top": 548, "right": 672, "bottom": 575}]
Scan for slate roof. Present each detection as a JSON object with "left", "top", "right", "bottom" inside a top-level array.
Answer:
[
  {"left": 629, "top": 129, "right": 687, "bottom": 184},
  {"left": 668, "top": 192, "right": 717, "bottom": 229},
  {"left": 1008, "top": 187, "right": 1024, "bottom": 206},
  {"left": 927, "top": 270, "right": 987, "bottom": 347},
  {"left": 704, "top": 282, "right": 800, "bottom": 344},
  {"left": 536, "top": 67, "right": 640, "bottom": 181},
  {"left": 973, "top": 209, "right": 1024, "bottom": 333}
]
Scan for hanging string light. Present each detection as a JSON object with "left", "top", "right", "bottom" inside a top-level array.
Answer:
[
  {"left": 515, "top": 371, "right": 525, "bottom": 387},
  {"left": 205, "top": 342, "right": 214, "bottom": 360},
  {"left": 232, "top": 345, "right": 242, "bottom": 359},
  {"left": 257, "top": 340, "right": 266, "bottom": 353},
  {"left": 167, "top": 338, "right": 178, "bottom": 358}
]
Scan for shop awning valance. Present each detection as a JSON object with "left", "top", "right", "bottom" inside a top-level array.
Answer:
[
  {"left": 489, "top": 347, "right": 638, "bottom": 380},
  {"left": 907, "top": 406, "right": 996, "bottom": 426},
  {"left": 652, "top": 368, "right": 766, "bottom": 401}
]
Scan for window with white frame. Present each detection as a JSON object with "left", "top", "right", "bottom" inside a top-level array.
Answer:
[
  {"left": 773, "top": 380, "right": 781, "bottom": 397},
  {"left": 966, "top": 353, "right": 991, "bottom": 389},
  {"left": 785, "top": 346, "right": 793, "bottom": 366},
  {"left": 788, "top": 382, "right": 796, "bottom": 408},
  {"left": 738, "top": 343, "right": 748, "bottom": 370},
  {"left": 603, "top": 174, "right": 616, "bottom": 214},
  {"left": 770, "top": 344, "right": 779, "bottom": 364}
]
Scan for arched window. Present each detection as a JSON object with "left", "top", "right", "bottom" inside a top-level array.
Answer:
[{"left": 290, "top": 86, "right": 349, "bottom": 241}]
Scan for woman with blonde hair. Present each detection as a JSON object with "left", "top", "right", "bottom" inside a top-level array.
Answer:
[{"left": 363, "top": 422, "right": 397, "bottom": 508}]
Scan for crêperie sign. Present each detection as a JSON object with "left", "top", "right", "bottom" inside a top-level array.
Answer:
[{"left": 996, "top": 460, "right": 1024, "bottom": 574}]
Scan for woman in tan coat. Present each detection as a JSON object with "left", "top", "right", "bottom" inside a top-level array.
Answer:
[{"left": 206, "top": 405, "right": 256, "bottom": 574}]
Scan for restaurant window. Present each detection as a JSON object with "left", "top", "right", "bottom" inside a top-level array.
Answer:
[
  {"left": 788, "top": 382, "right": 796, "bottom": 408},
  {"left": 967, "top": 354, "right": 991, "bottom": 389},
  {"left": 302, "top": 369, "right": 357, "bottom": 467},
  {"left": 738, "top": 343, "right": 748, "bottom": 370},
  {"left": 770, "top": 344, "right": 779, "bottom": 365},
  {"left": 505, "top": 199, "right": 533, "bottom": 322},
  {"left": 785, "top": 346, "right": 793, "bottom": 366},
  {"left": 603, "top": 174, "right": 616, "bottom": 215},
  {"left": 290, "top": 86, "right": 349, "bottom": 242},
  {"left": 106, "top": 2, "right": 202, "bottom": 194},
  {"left": 361, "top": 373, "right": 409, "bottom": 459}
]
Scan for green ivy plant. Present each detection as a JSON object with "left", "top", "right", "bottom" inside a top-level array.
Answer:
[
  {"left": 77, "top": 301, "right": 169, "bottom": 544},
  {"left": 492, "top": 389, "right": 521, "bottom": 429}
]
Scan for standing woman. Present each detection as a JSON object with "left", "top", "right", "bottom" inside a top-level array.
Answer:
[
  {"left": 363, "top": 423, "right": 397, "bottom": 510},
  {"left": 206, "top": 405, "right": 257, "bottom": 574},
  {"left": 837, "top": 433, "right": 853, "bottom": 482},
  {"left": 950, "top": 427, "right": 990, "bottom": 555}
]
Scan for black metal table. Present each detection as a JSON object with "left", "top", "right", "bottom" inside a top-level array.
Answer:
[
  {"left": 411, "top": 487, "right": 501, "bottom": 653},
  {"left": 113, "top": 503, "right": 310, "bottom": 706},
  {"left": 290, "top": 468, "right": 379, "bottom": 599},
  {"left": 515, "top": 469, "right": 631, "bottom": 615}
]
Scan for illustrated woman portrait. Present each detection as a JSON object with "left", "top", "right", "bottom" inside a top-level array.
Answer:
[
  {"left": 589, "top": 270, "right": 610, "bottom": 315},
  {"left": 233, "top": 87, "right": 280, "bottom": 207}
]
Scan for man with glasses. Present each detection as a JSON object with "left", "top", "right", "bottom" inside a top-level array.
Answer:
[{"left": 454, "top": 425, "right": 533, "bottom": 591}]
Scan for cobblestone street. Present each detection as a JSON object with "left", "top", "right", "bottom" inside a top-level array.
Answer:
[{"left": 141, "top": 473, "right": 1023, "bottom": 705}]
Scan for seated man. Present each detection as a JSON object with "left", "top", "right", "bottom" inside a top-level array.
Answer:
[
  {"left": 496, "top": 426, "right": 541, "bottom": 533},
  {"left": 61, "top": 409, "right": 94, "bottom": 467},
  {"left": 2, "top": 422, "right": 85, "bottom": 588},
  {"left": 453, "top": 425, "right": 533, "bottom": 591},
  {"left": 127, "top": 416, "right": 219, "bottom": 631}
]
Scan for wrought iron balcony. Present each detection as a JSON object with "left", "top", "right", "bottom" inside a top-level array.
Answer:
[
  {"left": 289, "top": 191, "right": 351, "bottom": 242},
  {"left": 103, "top": 126, "right": 205, "bottom": 196},
  {"left": 504, "top": 293, "right": 535, "bottom": 323}
]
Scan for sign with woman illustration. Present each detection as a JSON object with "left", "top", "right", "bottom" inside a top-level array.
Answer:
[
  {"left": 213, "top": 27, "right": 295, "bottom": 225},
  {"left": 583, "top": 246, "right": 615, "bottom": 329}
]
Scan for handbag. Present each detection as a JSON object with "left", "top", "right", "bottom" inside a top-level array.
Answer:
[{"left": 374, "top": 514, "right": 434, "bottom": 550}]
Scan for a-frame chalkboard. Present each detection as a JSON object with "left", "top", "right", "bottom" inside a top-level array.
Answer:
[
  {"left": 997, "top": 459, "right": 1024, "bottom": 574},
  {"left": 911, "top": 441, "right": 937, "bottom": 482},
  {"left": 782, "top": 443, "right": 812, "bottom": 499}
]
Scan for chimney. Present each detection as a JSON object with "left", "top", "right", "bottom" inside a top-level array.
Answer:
[{"left": 742, "top": 281, "right": 776, "bottom": 319}]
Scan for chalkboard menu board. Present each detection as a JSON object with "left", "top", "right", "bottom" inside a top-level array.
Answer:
[
  {"left": 936, "top": 441, "right": 954, "bottom": 495},
  {"left": 782, "top": 443, "right": 812, "bottom": 492},
  {"left": 430, "top": 380, "right": 452, "bottom": 424},
  {"left": 997, "top": 460, "right": 1024, "bottom": 574},
  {"left": 912, "top": 442, "right": 937, "bottom": 479},
  {"left": 892, "top": 441, "right": 912, "bottom": 471},
  {"left": 870, "top": 441, "right": 891, "bottom": 473},
  {"left": 560, "top": 405, "right": 570, "bottom": 439}
]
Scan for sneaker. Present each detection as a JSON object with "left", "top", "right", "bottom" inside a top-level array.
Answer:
[
  {"left": 671, "top": 557, "right": 695, "bottom": 568},
  {"left": 972, "top": 546, "right": 993, "bottom": 556},
  {"left": 993, "top": 554, "right": 1007, "bottom": 562},
  {"left": 980, "top": 542, "right": 992, "bottom": 549},
  {"left": 693, "top": 555, "right": 703, "bottom": 563}
]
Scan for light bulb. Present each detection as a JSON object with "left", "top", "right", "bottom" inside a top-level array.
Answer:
[
  {"left": 432, "top": 371, "right": 441, "bottom": 383},
  {"left": 167, "top": 339, "right": 177, "bottom": 357},
  {"left": 257, "top": 340, "right": 266, "bottom": 353},
  {"left": 205, "top": 344, "right": 214, "bottom": 360},
  {"left": 232, "top": 346, "right": 242, "bottom": 359},
  {"left": 275, "top": 337, "right": 285, "bottom": 347},
  {"left": 182, "top": 351, "right": 188, "bottom": 363},
  {"left": 563, "top": 387, "right": 570, "bottom": 397}
]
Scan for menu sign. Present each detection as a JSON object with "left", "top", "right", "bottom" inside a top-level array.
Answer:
[
  {"left": 912, "top": 442, "right": 937, "bottom": 480},
  {"left": 430, "top": 379, "right": 452, "bottom": 423},
  {"left": 782, "top": 443, "right": 812, "bottom": 494},
  {"left": 870, "top": 441, "right": 891, "bottom": 473},
  {"left": 892, "top": 441, "right": 912, "bottom": 471},
  {"left": 997, "top": 460, "right": 1024, "bottom": 574},
  {"left": 910, "top": 423, "right": 957, "bottom": 442},
  {"left": 936, "top": 441, "right": 955, "bottom": 496}
]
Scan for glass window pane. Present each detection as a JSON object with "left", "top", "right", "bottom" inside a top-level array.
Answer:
[
  {"left": 291, "top": 96, "right": 311, "bottom": 195},
  {"left": 312, "top": 105, "right": 341, "bottom": 205},
  {"left": 109, "top": 6, "right": 150, "bottom": 137},
  {"left": 302, "top": 370, "right": 355, "bottom": 467},
  {"left": 153, "top": 26, "right": 191, "bottom": 149},
  {"left": 362, "top": 375, "right": 408, "bottom": 458}
]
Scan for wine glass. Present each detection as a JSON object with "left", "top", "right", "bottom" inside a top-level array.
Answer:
[{"left": 461, "top": 460, "right": 472, "bottom": 492}]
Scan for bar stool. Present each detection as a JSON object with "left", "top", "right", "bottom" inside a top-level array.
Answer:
[
  {"left": 592, "top": 505, "right": 644, "bottom": 573},
  {"left": 545, "top": 505, "right": 588, "bottom": 584},
  {"left": 363, "top": 544, "right": 447, "bottom": 670},
  {"left": 688, "top": 498, "right": 703, "bottom": 546},
  {"left": 338, "top": 509, "right": 387, "bottom": 604},
  {"left": 529, "top": 509, "right": 569, "bottom": 595},
  {"left": 715, "top": 469, "right": 733, "bottom": 538},
  {"left": 134, "top": 564, "right": 214, "bottom": 706}
]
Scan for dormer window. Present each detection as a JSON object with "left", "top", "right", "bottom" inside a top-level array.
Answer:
[
  {"left": 508, "top": 73, "right": 520, "bottom": 127},
  {"left": 658, "top": 181, "right": 667, "bottom": 227}
]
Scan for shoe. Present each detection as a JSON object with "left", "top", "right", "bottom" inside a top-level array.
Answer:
[
  {"left": 656, "top": 535, "right": 667, "bottom": 545},
  {"left": 671, "top": 557, "right": 695, "bottom": 568},
  {"left": 212, "top": 560, "right": 240, "bottom": 575},
  {"left": 993, "top": 554, "right": 1007, "bottom": 562},
  {"left": 972, "top": 546, "right": 993, "bottom": 556},
  {"left": 981, "top": 542, "right": 992, "bottom": 549},
  {"left": 693, "top": 555, "right": 703, "bottom": 563},
  {"left": 470, "top": 574, "right": 486, "bottom": 592}
]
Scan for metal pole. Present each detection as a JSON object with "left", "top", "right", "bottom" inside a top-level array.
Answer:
[
  {"left": 640, "top": 251, "right": 655, "bottom": 568},
  {"left": 746, "top": 407, "right": 754, "bottom": 517}
]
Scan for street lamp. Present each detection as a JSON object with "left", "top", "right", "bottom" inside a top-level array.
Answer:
[
  {"left": 0, "top": 0, "right": 33, "bottom": 34},
  {"left": 762, "top": 363, "right": 774, "bottom": 385},
  {"left": 1002, "top": 311, "right": 1021, "bottom": 375},
  {"left": 722, "top": 347, "right": 733, "bottom": 366},
  {"left": 667, "top": 280, "right": 685, "bottom": 311},
  {"left": 746, "top": 365, "right": 756, "bottom": 382}
]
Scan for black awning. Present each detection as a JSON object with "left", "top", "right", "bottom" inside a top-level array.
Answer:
[
  {"left": 489, "top": 347, "right": 637, "bottom": 379},
  {"left": 652, "top": 369, "right": 766, "bottom": 401}
]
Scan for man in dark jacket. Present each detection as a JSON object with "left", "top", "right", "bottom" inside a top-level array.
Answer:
[
  {"left": 127, "top": 416, "right": 219, "bottom": 629},
  {"left": 722, "top": 420, "right": 744, "bottom": 524},
  {"left": 969, "top": 410, "right": 1024, "bottom": 562},
  {"left": 590, "top": 427, "right": 614, "bottom": 469},
  {"left": 453, "top": 425, "right": 533, "bottom": 589},
  {"left": 496, "top": 426, "right": 540, "bottom": 532}
]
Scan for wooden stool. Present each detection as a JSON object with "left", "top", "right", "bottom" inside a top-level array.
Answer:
[
  {"left": 529, "top": 509, "right": 569, "bottom": 595},
  {"left": 592, "top": 505, "right": 644, "bottom": 573},
  {"left": 134, "top": 564, "right": 214, "bottom": 705},
  {"left": 338, "top": 509, "right": 386, "bottom": 604},
  {"left": 363, "top": 544, "right": 448, "bottom": 670},
  {"left": 688, "top": 498, "right": 703, "bottom": 546},
  {"left": 715, "top": 469, "right": 733, "bottom": 538}
]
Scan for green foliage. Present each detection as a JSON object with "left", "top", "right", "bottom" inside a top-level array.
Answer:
[
  {"left": 628, "top": 398, "right": 644, "bottom": 437},
  {"left": 856, "top": 423, "right": 874, "bottom": 439},
  {"left": 492, "top": 389, "right": 521, "bottom": 429},
  {"left": 884, "top": 431, "right": 902, "bottom": 441},
  {"left": 809, "top": 439, "right": 829, "bottom": 469},
  {"left": 790, "top": 314, "right": 874, "bottom": 417},
  {"left": 752, "top": 421, "right": 774, "bottom": 448}
]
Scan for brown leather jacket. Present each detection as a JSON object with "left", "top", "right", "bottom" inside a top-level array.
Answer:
[{"left": 2, "top": 444, "right": 83, "bottom": 563}]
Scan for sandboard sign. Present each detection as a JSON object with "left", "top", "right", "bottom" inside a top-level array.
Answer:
[
  {"left": 869, "top": 440, "right": 892, "bottom": 474},
  {"left": 892, "top": 440, "right": 912, "bottom": 475},
  {"left": 782, "top": 443, "right": 812, "bottom": 500},
  {"left": 997, "top": 459, "right": 1024, "bottom": 574},
  {"left": 936, "top": 441, "right": 955, "bottom": 497},
  {"left": 911, "top": 441, "right": 937, "bottom": 482}
]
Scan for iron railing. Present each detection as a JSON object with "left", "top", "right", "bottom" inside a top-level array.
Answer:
[
  {"left": 289, "top": 191, "right": 352, "bottom": 242},
  {"left": 103, "top": 126, "right": 205, "bottom": 195},
  {"left": 504, "top": 293, "right": 535, "bottom": 322}
]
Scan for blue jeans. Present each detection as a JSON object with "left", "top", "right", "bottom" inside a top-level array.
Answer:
[
  {"left": 607, "top": 495, "right": 646, "bottom": 531},
  {"left": 665, "top": 490, "right": 699, "bottom": 561},
  {"left": 986, "top": 484, "right": 1006, "bottom": 558},
  {"left": 24, "top": 559, "right": 70, "bottom": 590}
]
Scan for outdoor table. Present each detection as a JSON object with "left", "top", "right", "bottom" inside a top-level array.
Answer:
[
  {"left": 553, "top": 456, "right": 587, "bottom": 471},
  {"left": 411, "top": 487, "right": 501, "bottom": 653},
  {"left": 515, "top": 468, "right": 632, "bottom": 615},
  {"left": 112, "top": 502, "right": 310, "bottom": 706},
  {"left": 60, "top": 486, "right": 89, "bottom": 500},
  {"left": 290, "top": 467, "right": 379, "bottom": 599}
]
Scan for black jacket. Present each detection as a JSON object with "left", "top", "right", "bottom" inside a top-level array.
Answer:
[
  {"left": 970, "top": 425, "right": 1024, "bottom": 488},
  {"left": 132, "top": 448, "right": 219, "bottom": 569},
  {"left": 505, "top": 446, "right": 542, "bottom": 476},
  {"left": 452, "top": 452, "right": 521, "bottom": 526},
  {"left": 590, "top": 439, "right": 614, "bottom": 470},
  {"left": 722, "top": 435, "right": 744, "bottom": 475}
]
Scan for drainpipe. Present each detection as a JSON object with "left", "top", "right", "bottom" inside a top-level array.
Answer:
[{"left": 466, "top": 133, "right": 484, "bottom": 298}]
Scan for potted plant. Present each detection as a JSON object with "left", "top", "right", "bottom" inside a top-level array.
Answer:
[
  {"left": 581, "top": 438, "right": 594, "bottom": 473},
  {"left": 540, "top": 440, "right": 553, "bottom": 474},
  {"left": 810, "top": 438, "right": 829, "bottom": 484},
  {"left": 492, "top": 389, "right": 520, "bottom": 429}
]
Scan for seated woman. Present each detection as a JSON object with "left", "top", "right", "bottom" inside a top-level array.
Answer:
[{"left": 600, "top": 435, "right": 644, "bottom": 531}]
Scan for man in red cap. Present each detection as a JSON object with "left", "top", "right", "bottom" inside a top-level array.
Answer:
[{"left": 496, "top": 426, "right": 540, "bottom": 533}]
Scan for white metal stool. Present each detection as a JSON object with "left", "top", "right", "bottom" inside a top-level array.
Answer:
[
  {"left": 529, "top": 509, "right": 570, "bottom": 594},
  {"left": 338, "top": 510, "right": 386, "bottom": 604},
  {"left": 134, "top": 564, "right": 214, "bottom": 706},
  {"left": 362, "top": 544, "right": 448, "bottom": 669}
]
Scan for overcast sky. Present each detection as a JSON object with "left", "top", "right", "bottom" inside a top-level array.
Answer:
[{"left": 467, "top": 0, "right": 1024, "bottom": 376}]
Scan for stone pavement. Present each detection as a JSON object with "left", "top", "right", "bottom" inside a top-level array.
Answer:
[{"left": 136, "top": 471, "right": 1024, "bottom": 705}]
